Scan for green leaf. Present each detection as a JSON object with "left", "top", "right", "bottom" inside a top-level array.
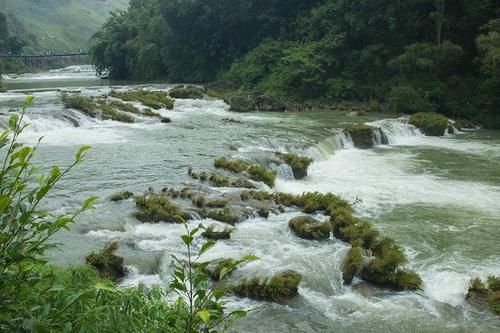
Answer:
[
  {"left": 24, "top": 95, "right": 35, "bottom": 107},
  {"left": 0, "top": 196, "right": 11, "bottom": 214},
  {"left": 8, "top": 114, "right": 19, "bottom": 130},
  {"left": 197, "top": 310, "right": 210, "bottom": 324},
  {"left": 199, "top": 241, "right": 215, "bottom": 256},
  {"left": 82, "top": 196, "right": 99, "bottom": 210},
  {"left": 181, "top": 235, "right": 193, "bottom": 246},
  {"left": 219, "top": 267, "right": 231, "bottom": 280},
  {"left": 94, "top": 282, "right": 118, "bottom": 293},
  {"left": 76, "top": 145, "right": 92, "bottom": 161}
]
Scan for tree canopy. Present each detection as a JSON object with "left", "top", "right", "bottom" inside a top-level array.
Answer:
[{"left": 90, "top": 0, "right": 500, "bottom": 127}]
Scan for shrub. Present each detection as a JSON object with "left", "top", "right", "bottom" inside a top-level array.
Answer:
[{"left": 388, "top": 85, "right": 436, "bottom": 114}]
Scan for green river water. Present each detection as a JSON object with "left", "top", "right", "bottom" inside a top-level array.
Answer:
[{"left": 1, "top": 67, "right": 499, "bottom": 332}]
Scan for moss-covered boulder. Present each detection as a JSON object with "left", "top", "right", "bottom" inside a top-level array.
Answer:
[
  {"left": 467, "top": 276, "right": 500, "bottom": 315},
  {"left": 341, "top": 246, "right": 364, "bottom": 285},
  {"left": 228, "top": 94, "right": 257, "bottom": 112},
  {"left": 110, "top": 90, "right": 174, "bottom": 110},
  {"left": 231, "top": 270, "right": 302, "bottom": 302},
  {"left": 206, "top": 208, "right": 241, "bottom": 225},
  {"left": 201, "top": 224, "right": 234, "bottom": 240},
  {"left": 109, "top": 191, "right": 134, "bottom": 202},
  {"left": 134, "top": 194, "right": 189, "bottom": 223},
  {"left": 360, "top": 238, "right": 422, "bottom": 291},
  {"left": 344, "top": 124, "right": 376, "bottom": 149},
  {"left": 288, "top": 216, "right": 331, "bottom": 240},
  {"left": 86, "top": 241, "right": 125, "bottom": 282},
  {"left": 279, "top": 153, "right": 313, "bottom": 180},
  {"left": 169, "top": 86, "right": 204, "bottom": 99},
  {"left": 256, "top": 95, "right": 286, "bottom": 112},
  {"left": 409, "top": 112, "right": 448, "bottom": 136}
]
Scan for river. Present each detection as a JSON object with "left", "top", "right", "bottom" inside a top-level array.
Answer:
[{"left": 1, "top": 67, "right": 499, "bottom": 332}]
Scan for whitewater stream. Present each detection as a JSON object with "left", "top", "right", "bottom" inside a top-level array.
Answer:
[{"left": 1, "top": 68, "right": 499, "bottom": 332}]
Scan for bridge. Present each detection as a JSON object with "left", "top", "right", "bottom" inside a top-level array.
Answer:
[{"left": 0, "top": 53, "right": 90, "bottom": 70}]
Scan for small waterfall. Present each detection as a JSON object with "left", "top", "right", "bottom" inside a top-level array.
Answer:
[
  {"left": 368, "top": 118, "right": 422, "bottom": 145},
  {"left": 276, "top": 163, "right": 295, "bottom": 181},
  {"left": 372, "top": 128, "right": 389, "bottom": 146}
]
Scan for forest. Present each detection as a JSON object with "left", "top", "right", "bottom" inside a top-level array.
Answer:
[{"left": 90, "top": 0, "right": 500, "bottom": 127}]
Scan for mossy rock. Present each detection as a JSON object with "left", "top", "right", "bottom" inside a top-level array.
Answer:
[
  {"left": 467, "top": 276, "right": 500, "bottom": 315},
  {"left": 256, "top": 95, "right": 286, "bottom": 112},
  {"left": 247, "top": 164, "right": 277, "bottom": 187},
  {"left": 110, "top": 90, "right": 174, "bottom": 110},
  {"left": 134, "top": 194, "right": 189, "bottom": 223},
  {"left": 169, "top": 86, "right": 204, "bottom": 99},
  {"left": 228, "top": 94, "right": 257, "bottom": 112},
  {"left": 288, "top": 216, "right": 331, "bottom": 240},
  {"left": 409, "top": 112, "right": 448, "bottom": 136},
  {"left": 231, "top": 270, "right": 302, "bottom": 302},
  {"left": 214, "top": 157, "right": 248, "bottom": 173},
  {"left": 109, "top": 191, "right": 134, "bottom": 202},
  {"left": 341, "top": 246, "right": 364, "bottom": 285},
  {"left": 201, "top": 224, "right": 233, "bottom": 240},
  {"left": 359, "top": 238, "right": 422, "bottom": 291},
  {"left": 86, "top": 241, "right": 125, "bottom": 282},
  {"left": 344, "top": 124, "right": 376, "bottom": 149},
  {"left": 279, "top": 153, "right": 313, "bottom": 180},
  {"left": 206, "top": 208, "right": 241, "bottom": 225}
]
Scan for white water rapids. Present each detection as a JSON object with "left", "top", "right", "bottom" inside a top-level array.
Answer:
[{"left": 1, "top": 70, "right": 499, "bottom": 332}]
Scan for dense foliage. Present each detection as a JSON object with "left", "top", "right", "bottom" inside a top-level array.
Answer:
[{"left": 91, "top": 0, "right": 499, "bottom": 126}]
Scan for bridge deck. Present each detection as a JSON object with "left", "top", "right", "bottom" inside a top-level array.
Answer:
[{"left": 0, "top": 53, "right": 88, "bottom": 59}]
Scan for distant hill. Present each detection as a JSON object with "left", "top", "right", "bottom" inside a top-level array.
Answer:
[{"left": 0, "top": 0, "right": 129, "bottom": 53}]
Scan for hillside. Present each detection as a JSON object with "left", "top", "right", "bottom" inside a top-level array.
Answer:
[{"left": 0, "top": 0, "right": 129, "bottom": 52}]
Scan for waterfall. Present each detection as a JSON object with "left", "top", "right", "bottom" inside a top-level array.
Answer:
[{"left": 368, "top": 118, "right": 422, "bottom": 145}]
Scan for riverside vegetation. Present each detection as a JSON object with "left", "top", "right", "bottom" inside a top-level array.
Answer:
[
  {"left": 0, "top": 98, "right": 255, "bottom": 332},
  {"left": 90, "top": 0, "right": 500, "bottom": 128}
]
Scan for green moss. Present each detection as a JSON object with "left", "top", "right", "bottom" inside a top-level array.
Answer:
[
  {"left": 134, "top": 194, "right": 189, "bottom": 223},
  {"left": 240, "top": 190, "right": 273, "bottom": 201},
  {"left": 208, "top": 173, "right": 255, "bottom": 189},
  {"left": 85, "top": 241, "right": 125, "bottom": 281},
  {"left": 360, "top": 238, "right": 422, "bottom": 290},
  {"left": 288, "top": 216, "right": 331, "bottom": 240},
  {"left": 207, "top": 208, "right": 240, "bottom": 225},
  {"left": 206, "top": 199, "right": 228, "bottom": 208},
  {"left": 109, "top": 191, "right": 134, "bottom": 202},
  {"left": 169, "top": 86, "right": 204, "bottom": 99},
  {"left": 214, "top": 157, "right": 248, "bottom": 173},
  {"left": 192, "top": 196, "right": 206, "bottom": 208},
  {"left": 344, "top": 124, "right": 376, "bottom": 149},
  {"left": 109, "top": 100, "right": 141, "bottom": 114},
  {"left": 110, "top": 90, "right": 174, "bottom": 110},
  {"left": 409, "top": 112, "right": 448, "bottom": 136},
  {"left": 97, "top": 102, "right": 135, "bottom": 123},
  {"left": 341, "top": 246, "right": 364, "bottom": 285},
  {"left": 201, "top": 224, "right": 234, "bottom": 241},
  {"left": 62, "top": 93, "right": 97, "bottom": 117},
  {"left": 279, "top": 153, "right": 313, "bottom": 180},
  {"left": 467, "top": 276, "right": 500, "bottom": 315},
  {"left": 247, "top": 164, "right": 277, "bottom": 187},
  {"left": 231, "top": 270, "right": 302, "bottom": 302}
]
